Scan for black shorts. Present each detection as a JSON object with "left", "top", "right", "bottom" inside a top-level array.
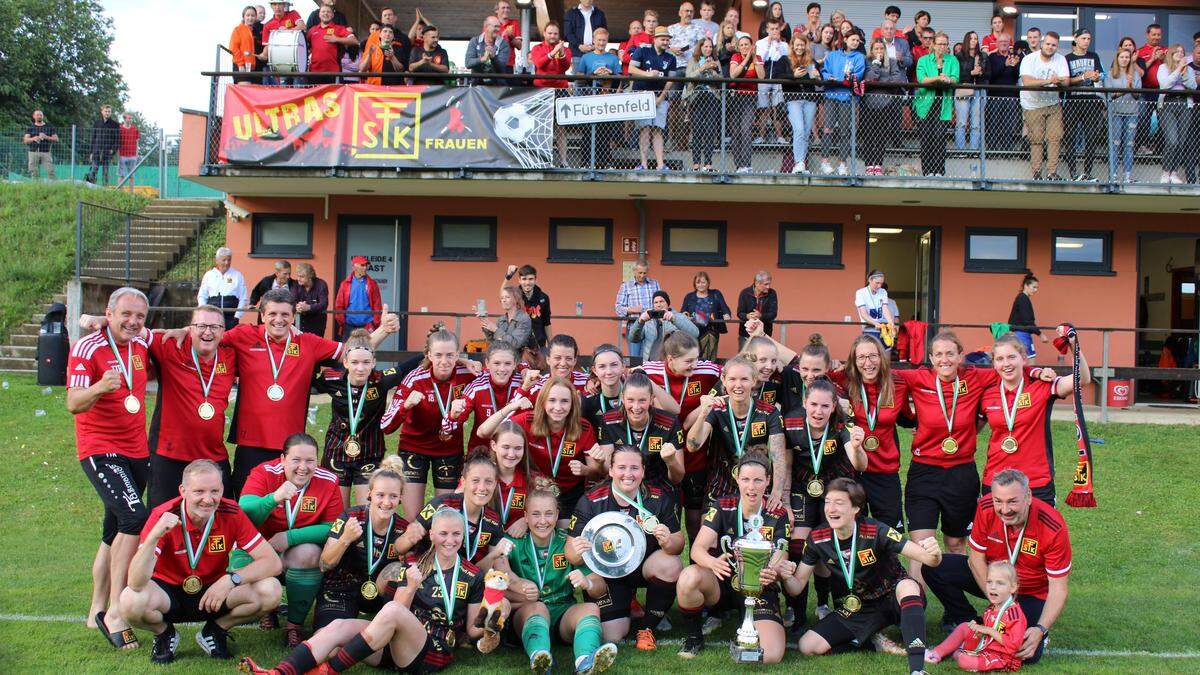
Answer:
[
  {"left": 715, "top": 581, "right": 784, "bottom": 625},
  {"left": 233, "top": 445, "right": 282, "bottom": 497},
  {"left": 680, "top": 470, "right": 708, "bottom": 510},
  {"left": 393, "top": 631, "right": 453, "bottom": 673},
  {"left": 312, "top": 580, "right": 388, "bottom": 629},
  {"left": 557, "top": 482, "right": 586, "bottom": 517},
  {"left": 149, "top": 455, "right": 233, "bottom": 509},
  {"left": 323, "top": 454, "right": 380, "bottom": 488},
  {"left": 982, "top": 481, "right": 1057, "bottom": 508},
  {"left": 809, "top": 594, "right": 901, "bottom": 646},
  {"left": 398, "top": 451, "right": 463, "bottom": 490},
  {"left": 152, "top": 578, "right": 230, "bottom": 624},
  {"left": 904, "top": 461, "right": 979, "bottom": 538},
  {"left": 595, "top": 567, "right": 648, "bottom": 623},
  {"left": 80, "top": 453, "right": 150, "bottom": 545},
  {"left": 789, "top": 486, "right": 824, "bottom": 530},
  {"left": 859, "top": 472, "right": 904, "bottom": 532}
]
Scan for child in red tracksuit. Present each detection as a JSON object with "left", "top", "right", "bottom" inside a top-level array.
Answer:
[{"left": 927, "top": 561, "right": 1027, "bottom": 672}]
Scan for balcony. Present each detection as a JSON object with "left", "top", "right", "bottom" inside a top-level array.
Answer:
[{"left": 192, "top": 70, "right": 1200, "bottom": 213}]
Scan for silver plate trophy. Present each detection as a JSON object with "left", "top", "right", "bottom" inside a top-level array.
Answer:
[
  {"left": 730, "top": 514, "right": 774, "bottom": 663},
  {"left": 580, "top": 512, "right": 648, "bottom": 579}
]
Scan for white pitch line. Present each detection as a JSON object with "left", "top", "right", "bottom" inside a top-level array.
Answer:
[{"left": 1, "top": 615, "right": 1197, "bottom": 659}]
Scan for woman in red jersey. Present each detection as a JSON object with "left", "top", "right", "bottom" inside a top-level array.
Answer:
[{"left": 452, "top": 340, "right": 524, "bottom": 452}]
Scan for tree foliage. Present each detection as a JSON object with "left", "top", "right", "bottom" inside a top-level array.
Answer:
[{"left": 0, "top": 0, "right": 127, "bottom": 127}]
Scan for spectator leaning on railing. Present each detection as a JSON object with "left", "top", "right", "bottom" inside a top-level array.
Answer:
[
  {"left": 785, "top": 32, "right": 820, "bottom": 174},
  {"left": 409, "top": 25, "right": 450, "bottom": 76},
  {"left": 1019, "top": 32, "right": 1069, "bottom": 181},
  {"left": 862, "top": 38, "right": 906, "bottom": 176},
  {"left": 230, "top": 6, "right": 259, "bottom": 83},
  {"left": 1155, "top": 43, "right": 1197, "bottom": 185},
  {"left": 576, "top": 27, "right": 622, "bottom": 167},
  {"left": 23, "top": 109, "right": 58, "bottom": 179},
  {"left": 360, "top": 25, "right": 406, "bottom": 85},
  {"left": 820, "top": 31, "right": 865, "bottom": 176},
  {"left": 495, "top": 0, "right": 522, "bottom": 71},
  {"left": 684, "top": 37, "right": 721, "bottom": 172},
  {"left": 729, "top": 34, "right": 764, "bottom": 173},
  {"left": 955, "top": 31, "right": 985, "bottom": 153},
  {"left": 1104, "top": 48, "right": 1142, "bottom": 183},
  {"left": 306, "top": 4, "right": 358, "bottom": 84},
  {"left": 985, "top": 33, "right": 1021, "bottom": 151},
  {"left": 531, "top": 21, "right": 572, "bottom": 166},
  {"left": 1063, "top": 29, "right": 1105, "bottom": 182},
  {"left": 755, "top": 18, "right": 790, "bottom": 145}
]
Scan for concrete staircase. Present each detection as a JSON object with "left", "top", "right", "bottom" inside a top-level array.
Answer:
[
  {"left": 81, "top": 199, "right": 223, "bottom": 282},
  {"left": 0, "top": 294, "right": 66, "bottom": 373}
]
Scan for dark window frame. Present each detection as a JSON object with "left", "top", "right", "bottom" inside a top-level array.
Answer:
[
  {"left": 547, "top": 218, "right": 614, "bottom": 263},
  {"left": 661, "top": 219, "right": 728, "bottom": 266},
  {"left": 250, "top": 213, "right": 314, "bottom": 258},
  {"left": 964, "top": 227, "right": 1028, "bottom": 273},
  {"left": 1050, "top": 229, "right": 1114, "bottom": 276},
  {"left": 432, "top": 215, "right": 498, "bottom": 261},
  {"left": 777, "top": 222, "right": 843, "bottom": 269}
]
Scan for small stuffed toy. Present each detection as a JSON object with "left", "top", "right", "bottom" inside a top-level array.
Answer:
[{"left": 474, "top": 569, "right": 510, "bottom": 653}]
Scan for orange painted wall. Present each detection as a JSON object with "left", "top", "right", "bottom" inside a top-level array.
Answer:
[
  {"left": 178, "top": 112, "right": 208, "bottom": 177},
  {"left": 225, "top": 194, "right": 1198, "bottom": 372}
]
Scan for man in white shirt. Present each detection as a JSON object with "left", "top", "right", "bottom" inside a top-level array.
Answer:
[
  {"left": 197, "top": 247, "right": 249, "bottom": 329},
  {"left": 1019, "top": 31, "right": 1069, "bottom": 180},
  {"left": 755, "top": 18, "right": 790, "bottom": 143}
]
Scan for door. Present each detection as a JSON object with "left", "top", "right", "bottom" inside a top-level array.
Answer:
[
  {"left": 337, "top": 215, "right": 410, "bottom": 353},
  {"left": 865, "top": 225, "right": 940, "bottom": 326}
]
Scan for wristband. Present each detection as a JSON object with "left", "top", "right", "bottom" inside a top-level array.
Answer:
[{"left": 1035, "top": 624, "right": 1049, "bottom": 636}]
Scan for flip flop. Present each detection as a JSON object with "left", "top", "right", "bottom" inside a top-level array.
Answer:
[{"left": 95, "top": 610, "right": 139, "bottom": 650}]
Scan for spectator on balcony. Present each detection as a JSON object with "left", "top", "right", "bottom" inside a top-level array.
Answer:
[
  {"left": 363, "top": 7, "right": 412, "bottom": 73},
  {"left": 876, "top": 19, "right": 912, "bottom": 72},
  {"left": 829, "top": 9, "right": 846, "bottom": 37},
  {"left": 307, "top": 5, "right": 357, "bottom": 84},
  {"left": 1137, "top": 24, "right": 1167, "bottom": 152},
  {"left": 680, "top": 271, "right": 732, "bottom": 360},
  {"left": 955, "top": 31, "right": 985, "bottom": 152},
  {"left": 695, "top": 1, "right": 719, "bottom": 41},
  {"left": 904, "top": 10, "right": 931, "bottom": 49},
  {"left": 360, "top": 25, "right": 406, "bottom": 85},
  {"left": 842, "top": 20, "right": 867, "bottom": 54},
  {"left": 615, "top": 261, "right": 661, "bottom": 358},
  {"left": 305, "top": 0, "right": 346, "bottom": 29},
  {"left": 577, "top": 27, "right": 621, "bottom": 166},
  {"left": 1019, "top": 31, "right": 1069, "bottom": 180},
  {"left": 862, "top": 38, "right": 906, "bottom": 176},
  {"left": 621, "top": 10, "right": 656, "bottom": 70},
  {"left": 910, "top": 27, "right": 934, "bottom": 79},
  {"left": 755, "top": 19, "right": 789, "bottom": 145},
  {"left": 504, "top": 264, "right": 552, "bottom": 348},
  {"left": 869, "top": 5, "right": 900, "bottom": 40},
  {"left": 495, "top": 0, "right": 522, "bottom": 71},
  {"left": 117, "top": 113, "right": 139, "bottom": 183},
  {"left": 251, "top": 260, "right": 299, "bottom": 312},
  {"left": 407, "top": 8, "right": 430, "bottom": 51},
  {"left": 1104, "top": 48, "right": 1142, "bottom": 182},
  {"left": 293, "top": 262, "right": 329, "bottom": 336},
  {"left": 729, "top": 34, "right": 764, "bottom": 173},
  {"left": 915, "top": 32, "right": 957, "bottom": 177},
  {"left": 685, "top": 37, "right": 721, "bottom": 171},
  {"left": 252, "top": 5, "right": 267, "bottom": 71},
  {"left": 334, "top": 256, "right": 383, "bottom": 339},
  {"left": 255, "top": 4, "right": 265, "bottom": 22},
  {"left": 619, "top": 19, "right": 645, "bottom": 73},
  {"left": 531, "top": 21, "right": 572, "bottom": 166},
  {"left": 1156, "top": 44, "right": 1196, "bottom": 185},
  {"left": 736, "top": 271, "right": 777, "bottom": 344},
  {"left": 716, "top": 20, "right": 739, "bottom": 72},
  {"left": 1063, "top": 29, "right": 1105, "bottom": 182},
  {"left": 24, "top": 109, "right": 58, "bottom": 179},
  {"left": 785, "top": 32, "right": 820, "bottom": 174},
  {"left": 668, "top": 2, "right": 705, "bottom": 65},
  {"left": 982, "top": 14, "right": 1005, "bottom": 54},
  {"left": 466, "top": 15, "right": 512, "bottom": 83},
  {"left": 261, "top": 0, "right": 304, "bottom": 85},
  {"left": 985, "top": 32, "right": 1021, "bottom": 151},
  {"left": 230, "top": 6, "right": 259, "bottom": 83},
  {"left": 84, "top": 104, "right": 119, "bottom": 185},
  {"left": 630, "top": 26, "right": 677, "bottom": 171},
  {"left": 812, "top": 23, "right": 835, "bottom": 67},
  {"left": 198, "top": 247, "right": 249, "bottom": 330},
  {"left": 1018, "top": 27, "right": 1039, "bottom": 57},
  {"left": 1185, "top": 36, "right": 1200, "bottom": 183},
  {"left": 801, "top": 2, "right": 821, "bottom": 41},
  {"left": 820, "top": 31, "right": 865, "bottom": 175},
  {"left": 409, "top": 26, "right": 450, "bottom": 76},
  {"left": 757, "top": 2, "right": 791, "bottom": 41},
  {"left": 564, "top": 0, "right": 607, "bottom": 59}
]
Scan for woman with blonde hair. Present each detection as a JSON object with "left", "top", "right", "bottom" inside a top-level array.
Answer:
[{"left": 786, "top": 31, "right": 821, "bottom": 173}]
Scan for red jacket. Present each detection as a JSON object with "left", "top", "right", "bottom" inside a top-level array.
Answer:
[
  {"left": 531, "top": 41, "right": 571, "bottom": 87},
  {"left": 118, "top": 125, "right": 139, "bottom": 158},
  {"left": 333, "top": 273, "right": 382, "bottom": 334}
]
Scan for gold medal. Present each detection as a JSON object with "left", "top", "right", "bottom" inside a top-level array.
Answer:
[
  {"left": 843, "top": 594, "right": 861, "bottom": 613},
  {"left": 807, "top": 478, "right": 824, "bottom": 498},
  {"left": 182, "top": 574, "right": 203, "bottom": 595},
  {"left": 1001, "top": 435, "right": 1018, "bottom": 454},
  {"left": 361, "top": 580, "right": 379, "bottom": 600},
  {"left": 445, "top": 630, "right": 456, "bottom": 648},
  {"left": 197, "top": 401, "right": 216, "bottom": 420},
  {"left": 863, "top": 435, "right": 880, "bottom": 451},
  {"left": 123, "top": 394, "right": 141, "bottom": 414},
  {"left": 941, "top": 437, "right": 959, "bottom": 454},
  {"left": 345, "top": 435, "right": 362, "bottom": 458},
  {"left": 640, "top": 515, "right": 659, "bottom": 534},
  {"left": 267, "top": 383, "right": 285, "bottom": 401}
]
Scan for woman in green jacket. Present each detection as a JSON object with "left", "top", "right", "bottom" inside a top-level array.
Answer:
[{"left": 914, "top": 32, "right": 959, "bottom": 176}]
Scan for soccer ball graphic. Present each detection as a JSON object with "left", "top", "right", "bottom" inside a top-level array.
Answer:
[
  {"left": 494, "top": 103, "right": 536, "bottom": 144},
  {"left": 491, "top": 90, "right": 554, "bottom": 169}
]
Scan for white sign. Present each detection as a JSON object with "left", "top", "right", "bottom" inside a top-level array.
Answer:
[{"left": 554, "top": 91, "right": 657, "bottom": 125}]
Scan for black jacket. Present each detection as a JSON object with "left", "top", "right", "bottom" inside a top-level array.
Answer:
[
  {"left": 736, "top": 286, "right": 778, "bottom": 338},
  {"left": 89, "top": 118, "right": 119, "bottom": 156},
  {"left": 295, "top": 277, "right": 330, "bottom": 336},
  {"left": 1007, "top": 292, "right": 1040, "bottom": 334},
  {"left": 563, "top": 6, "right": 607, "bottom": 58},
  {"left": 680, "top": 289, "right": 732, "bottom": 335},
  {"left": 249, "top": 275, "right": 300, "bottom": 321},
  {"left": 518, "top": 284, "right": 552, "bottom": 347}
]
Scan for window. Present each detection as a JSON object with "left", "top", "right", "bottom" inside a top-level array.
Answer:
[
  {"left": 965, "top": 227, "right": 1027, "bottom": 273},
  {"left": 778, "top": 222, "right": 842, "bottom": 268},
  {"left": 251, "top": 214, "right": 312, "bottom": 257},
  {"left": 1051, "top": 230, "right": 1113, "bottom": 275},
  {"left": 433, "top": 216, "right": 497, "bottom": 261},
  {"left": 548, "top": 218, "right": 612, "bottom": 263},
  {"left": 662, "top": 220, "right": 727, "bottom": 266}
]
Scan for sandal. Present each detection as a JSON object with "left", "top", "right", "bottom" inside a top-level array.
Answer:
[{"left": 96, "top": 611, "right": 139, "bottom": 650}]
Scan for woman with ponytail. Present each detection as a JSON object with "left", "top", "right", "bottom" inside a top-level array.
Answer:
[{"left": 452, "top": 340, "right": 524, "bottom": 452}]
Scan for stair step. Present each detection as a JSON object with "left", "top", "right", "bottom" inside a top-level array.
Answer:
[
  {"left": 141, "top": 205, "right": 216, "bottom": 216},
  {"left": 152, "top": 199, "right": 221, "bottom": 208},
  {"left": 92, "top": 244, "right": 183, "bottom": 255},
  {"left": 10, "top": 334, "right": 37, "bottom": 347},
  {"left": 0, "top": 345, "right": 35, "bottom": 358},
  {"left": 0, "top": 357, "right": 36, "bottom": 369}
]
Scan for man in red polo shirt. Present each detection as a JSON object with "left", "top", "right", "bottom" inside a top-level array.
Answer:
[
  {"left": 496, "top": 0, "right": 522, "bottom": 69},
  {"left": 120, "top": 460, "right": 282, "bottom": 664},
  {"left": 923, "top": 468, "right": 1071, "bottom": 665},
  {"left": 67, "top": 287, "right": 153, "bottom": 649},
  {"left": 307, "top": 4, "right": 357, "bottom": 83}
]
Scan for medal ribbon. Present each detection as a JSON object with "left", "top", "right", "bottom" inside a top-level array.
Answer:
[
  {"left": 283, "top": 483, "right": 309, "bottom": 529},
  {"left": 500, "top": 486, "right": 515, "bottom": 524},
  {"left": 599, "top": 392, "right": 620, "bottom": 414},
  {"left": 526, "top": 531, "right": 558, "bottom": 590},
  {"left": 103, "top": 328, "right": 134, "bottom": 393},
  {"left": 935, "top": 375, "right": 961, "bottom": 436},
  {"left": 365, "top": 513, "right": 394, "bottom": 576},
  {"left": 434, "top": 554, "right": 463, "bottom": 622},
  {"left": 430, "top": 378, "right": 453, "bottom": 419},
  {"left": 670, "top": 372, "right": 690, "bottom": 407},
  {"left": 546, "top": 434, "right": 567, "bottom": 476},
  {"left": 970, "top": 596, "right": 1016, "bottom": 654},
  {"left": 190, "top": 347, "right": 219, "bottom": 402},
  {"left": 807, "top": 422, "right": 831, "bottom": 477},
  {"left": 625, "top": 420, "right": 649, "bottom": 453},
  {"left": 736, "top": 500, "right": 763, "bottom": 539},
  {"left": 179, "top": 499, "right": 216, "bottom": 571},
  {"left": 487, "top": 377, "right": 513, "bottom": 414},
  {"left": 461, "top": 499, "right": 484, "bottom": 560},
  {"left": 726, "top": 404, "right": 754, "bottom": 458},
  {"left": 832, "top": 520, "right": 859, "bottom": 594},
  {"left": 1002, "top": 520, "right": 1028, "bottom": 566},
  {"left": 264, "top": 329, "right": 292, "bottom": 387},
  {"left": 999, "top": 377, "right": 1024, "bottom": 434},
  {"left": 346, "top": 379, "right": 369, "bottom": 437},
  {"left": 858, "top": 383, "right": 878, "bottom": 432},
  {"left": 611, "top": 482, "right": 654, "bottom": 521}
]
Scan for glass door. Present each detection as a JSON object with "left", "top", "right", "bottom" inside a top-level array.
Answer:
[{"left": 337, "top": 215, "right": 410, "bottom": 353}]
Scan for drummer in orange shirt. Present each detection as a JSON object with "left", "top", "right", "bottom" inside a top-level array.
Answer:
[{"left": 230, "top": 6, "right": 259, "bottom": 84}]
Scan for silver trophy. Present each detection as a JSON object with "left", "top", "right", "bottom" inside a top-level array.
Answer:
[{"left": 729, "top": 514, "right": 774, "bottom": 663}]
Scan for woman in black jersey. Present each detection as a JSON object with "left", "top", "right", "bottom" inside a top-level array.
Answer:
[{"left": 595, "top": 371, "right": 686, "bottom": 490}]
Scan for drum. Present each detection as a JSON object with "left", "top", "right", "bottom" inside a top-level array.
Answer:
[{"left": 268, "top": 29, "right": 307, "bottom": 73}]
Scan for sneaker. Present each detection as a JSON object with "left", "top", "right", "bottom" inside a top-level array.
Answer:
[
  {"left": 656, "top": 615, "right": 673, "bottom": 632},
  {"left": 574, "top": 653, "right": 594, "bottom": 675},
  {"left": 736, "top": 166, "right": 753, "bottom": 174},
  {"left": 1032, "top": 170, "right": 1042, "bottom": 181},
  {"left": 702, "top": 615, "right": 723, "bottom": 635},
  {"left": 237, "top": 656, "right": 278, "bottom": 674},
  {"left": 871, "top": 632, "right": 906, "bottom": 655},
  {"left": 753, "top": 136, "right": 765, "bottom": 144},
  {"left": 820, "top": 160, "right": 834, "bottom": 174},
  {"left": 678, "top": 634, "right": 704, "bottom": 658},
  {"left": 815, "top": 604, "right": 831, "bottom": 620},
  {"left": 1123, "top": 172, "right": 1133, "bottom": 183},
  {"left": 151, "top": 624, "right": 179, "bottom": 665},
  {"left": 283, "top": 626, "right": 303, "bottom": 648},
  {"left": 791, "top": 162, "right": 808, "bottom": 174},
  {"left": 1170, "top": 173, "right": 1184, "bottom": 184},
  {"left": 531, "top": 648, "right": 553, "bottom": 674},
  {"left": 635, "top": 628, "right": 657, "bottom": 651},
  {"left": 1077, "top": 172, "right": 1096, "bottom": 182},
  {"left": 774, "top": 134, "right": 787, "bottom": 144},
  {"left": 196, "top": 620, "right": 233, "bottom": 659},
  {"left": 1045, "top": 172, "right": 1063, "bottom": 181},
  {"left": 592, "top": 642, "right": 618, "bottom": 672},
  {"left": 836, "top": 162, "right": 848, "bottom": 176}
]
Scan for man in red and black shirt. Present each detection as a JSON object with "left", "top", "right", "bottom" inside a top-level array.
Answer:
[
  {"left": 121, "top": 460, "right": 281, "bottom": 664},
  {"left": 117, "top": 113, "right": 139, "bottom": 183},
  {"left": 67, "top": 287, "right": 153, "bottom": 647},
  {"left": 306, "top": 4, "right": 357, "bottom": 84},
  {"left": 923, "top": 469, "right": 1071, "bottom": 665}
]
